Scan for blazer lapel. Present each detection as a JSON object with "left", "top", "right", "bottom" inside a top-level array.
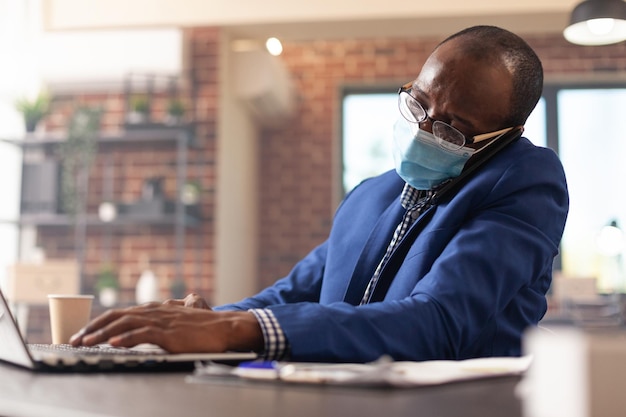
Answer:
[
  {"left": 368, "top": 205, "right": 436, "bottom": 303},
  {"left": 342, "top": 200, "right": 405, "bottom": 305}
]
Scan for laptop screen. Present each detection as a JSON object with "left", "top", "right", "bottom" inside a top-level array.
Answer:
[{"left": 0, "top": 290, "right": 36, "bottom": 369}]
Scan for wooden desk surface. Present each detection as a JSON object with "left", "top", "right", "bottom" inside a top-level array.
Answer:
[{"left": 0, "top": 362, "right": 522, "bottom": 417}]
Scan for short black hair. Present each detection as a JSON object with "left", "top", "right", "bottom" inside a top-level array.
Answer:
[{"left": 438, "top": 25, "right": 543, "bottom": 126}]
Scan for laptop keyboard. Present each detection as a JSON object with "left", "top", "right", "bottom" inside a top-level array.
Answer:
[{"left": 28, "top": 343, "right": 157, "bottom": 356}]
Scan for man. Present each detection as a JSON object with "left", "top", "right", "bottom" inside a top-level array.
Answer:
[{"left": 71, "top": 26, "right": 569, "bottom": 363}]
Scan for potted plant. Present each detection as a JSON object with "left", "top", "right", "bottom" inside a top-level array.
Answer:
[
  {"left": 59, "top": 106, "right": 101, "bottom": 219},
  {"left": 165, "top": 99, "right": 185, "bottom": 125},
  {"left": 15, "top": 92, "right": 51, "bottom": 133},
  {"left": 180, "top": 180, "right": 201, "bottom": 205},
  {"left": 127, "top": 95, "right": 150, "bottom": 124},
  {"left": 95, "top": 264, "right": 120, "bottom": 307}
]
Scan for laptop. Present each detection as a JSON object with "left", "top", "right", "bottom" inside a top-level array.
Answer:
[{"left": 0, "top": 289, "right": 257, "bottom": 372}]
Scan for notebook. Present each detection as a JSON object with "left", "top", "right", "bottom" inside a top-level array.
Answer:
[{"left": 0, "top": 289, "right": 256, "bottom": 372}]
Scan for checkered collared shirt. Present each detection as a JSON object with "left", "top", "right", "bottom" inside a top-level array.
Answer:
[{"left": 248, "top": 308, "right": 289, "bottom": 360}]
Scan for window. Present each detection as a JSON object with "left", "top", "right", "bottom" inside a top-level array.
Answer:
[
  {"left": 342, "top": 90, "right": 396, "bottom": 193},
  {"left": 0, "top": 1, "right": 30, "bottom": 289},
  {"left": 553, "top": 86, "right": 626, "bottom": 292}
]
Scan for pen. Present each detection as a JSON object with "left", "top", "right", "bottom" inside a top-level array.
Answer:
[{"left": 233, "top": 360, "right": 281, "bottom": 380}]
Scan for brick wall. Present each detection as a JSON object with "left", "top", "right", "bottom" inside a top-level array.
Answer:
[{"left": 23, "top": 28, "right": 626, "bottom": 342}]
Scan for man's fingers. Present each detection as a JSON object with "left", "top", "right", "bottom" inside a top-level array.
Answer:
[
  {"left": 162, "top": 298, "right": 185, "bottom": 306},
  {"left": 70, "top": 308, "right": 130, "bottom": 345},
  {"left": 161, "top": 294, "right": 209, "bottom": 309},
  {"left": 107, "top": 326, "right": 164, "bottom": 349},
  {"left": 137, "top": 301, "right": 163, "bottom": 309},
  {"left": 78, "top": 311, "right": 162, "bottom": 346},
  {"left": 183, "top": 293, "right": 210, "bottom": 309}
]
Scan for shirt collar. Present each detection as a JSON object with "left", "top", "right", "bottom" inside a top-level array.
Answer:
[{"left": 400, "top": 183, "right": 436, "bottom": 210}]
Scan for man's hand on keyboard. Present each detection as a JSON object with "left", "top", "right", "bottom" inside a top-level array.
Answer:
[{"left": 68, "top": 302, "right": 263, "bottom": 354}]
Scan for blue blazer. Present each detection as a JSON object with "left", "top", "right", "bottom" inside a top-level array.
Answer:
[{"left": 218, "top": 137, "right": 569, "bottom": 363}]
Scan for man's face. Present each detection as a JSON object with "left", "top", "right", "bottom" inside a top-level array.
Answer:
[{"left": 410, "top": 38, "right": 514, "bottom": 150}]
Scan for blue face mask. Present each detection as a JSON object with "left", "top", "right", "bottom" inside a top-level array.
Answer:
[{"left": 392, "top": 118, "right": 475, "bottom": 190}]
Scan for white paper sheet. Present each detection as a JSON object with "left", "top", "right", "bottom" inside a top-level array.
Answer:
[{"left": 190, "top": 355, "right": 532, "bottom": 387}]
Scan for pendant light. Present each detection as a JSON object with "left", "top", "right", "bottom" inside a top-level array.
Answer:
[{"left": 563, "top": 0, "right": 626, "bottom": 45}]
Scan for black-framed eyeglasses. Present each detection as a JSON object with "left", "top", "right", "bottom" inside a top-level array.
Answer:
[{"left": 398, "top": 82, "right": 513, "bottom": 151}]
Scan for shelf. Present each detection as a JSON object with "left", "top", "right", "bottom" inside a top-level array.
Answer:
[
  {"left": 17, "top": 211, "right": 201, "bottom": 227},
  {"left": 19, "top": 201, "right": 202, "bottom": 227},
  {"left": 0, "top": 124, "right": 195, "bottom": 148},
  {"left": 10, "top": 120, "right": 198, "bottom": 287}
]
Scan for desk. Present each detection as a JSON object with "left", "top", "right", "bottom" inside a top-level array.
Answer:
[{"left": 0, "top": 362, "right": 522, "bottom": 417}]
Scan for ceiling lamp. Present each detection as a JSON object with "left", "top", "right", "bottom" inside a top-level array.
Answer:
[
  {"left": 564, "top": 0, "right": 626, "bottom": 45},
  {"left": 265, "top": 38, "right": 283, "bottom": 56}
]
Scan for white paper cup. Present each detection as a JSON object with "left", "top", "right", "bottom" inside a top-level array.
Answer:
[{"left": 48, "top": 294, "right": 94, "bottom": 344}]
